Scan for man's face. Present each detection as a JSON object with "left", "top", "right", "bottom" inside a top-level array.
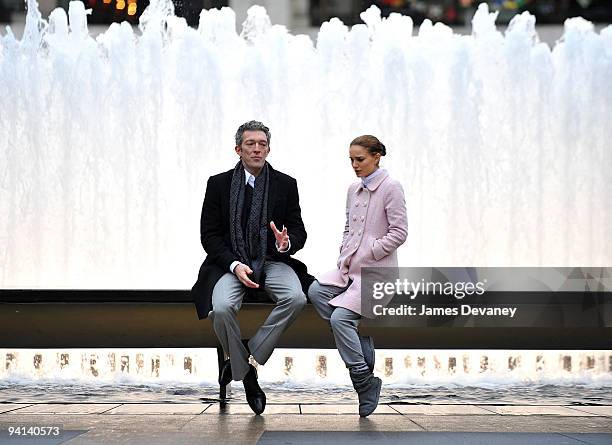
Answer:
[{"left": 235, "top": 130, "right": 270, "bottom": 174}]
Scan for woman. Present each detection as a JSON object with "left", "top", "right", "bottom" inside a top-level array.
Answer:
[{"left": 308, "top": 135, "right": 408, "bottom": 417}]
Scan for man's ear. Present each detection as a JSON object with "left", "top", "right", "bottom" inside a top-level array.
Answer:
[{"left": 235, "top": 145, "right": 241, "bottom": 156}]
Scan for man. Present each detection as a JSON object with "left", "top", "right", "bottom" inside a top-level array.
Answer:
[{"left": 192, "top": 120, "right": 313, "bottom": 415}]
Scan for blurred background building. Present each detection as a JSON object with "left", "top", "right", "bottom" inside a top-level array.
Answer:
[{"left": 1, "top": 1, "right": 611, "bottom": 29}]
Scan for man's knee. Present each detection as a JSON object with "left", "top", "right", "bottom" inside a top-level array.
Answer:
[
  {"left": 282, "top": 291, "right": 307, "bottom": 311},
  {"left": 212, "top": 300, "right": 238, "bottom": 319},
  {"left": 212, "top": 274, "right": 243, "bottom": 319}
]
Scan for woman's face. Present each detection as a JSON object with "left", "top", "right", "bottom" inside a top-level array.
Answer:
[{"left": 349, "top": 145, "right": 380, "bottom": 178}]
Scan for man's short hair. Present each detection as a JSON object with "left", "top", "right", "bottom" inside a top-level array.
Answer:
[{"left": 235, "top": 121, "right": 271, "bottom": 146}]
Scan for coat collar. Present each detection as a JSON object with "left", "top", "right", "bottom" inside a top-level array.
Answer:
[
  {"left": 224, "top": 162, "right": 279, "bottom": 214},
  {"left": 354, "top": 169, "right": 389, "bottom": 194},
  {"left": 266, "top": 163, "right": 279, "bottom": 215}
]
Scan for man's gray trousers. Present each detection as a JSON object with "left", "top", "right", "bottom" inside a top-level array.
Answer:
[{"left": 211, "top": 261, "right": 306, "bottom": 381}]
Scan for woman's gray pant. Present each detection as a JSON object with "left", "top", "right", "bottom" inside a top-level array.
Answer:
[
  {"left": 210, "top": 261, "right": 307, "bottom": 381},
  {"left": 307, "top": 280, "right": 370, "bottom": 375}
]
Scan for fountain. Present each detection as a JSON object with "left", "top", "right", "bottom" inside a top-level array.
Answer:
[
  {"left": 0, "top": 1, "right": 610, "bottom": 288},
  {"left": 0, "top": 1, "right": 611, "bottom": 399},
  {"left": 2, "top": 348, "right": 612, "bottom": 383}
]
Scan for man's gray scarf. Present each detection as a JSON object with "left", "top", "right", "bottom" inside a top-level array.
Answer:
[{"left": 229, "top": 161, "right": 269, "bottom": 284}]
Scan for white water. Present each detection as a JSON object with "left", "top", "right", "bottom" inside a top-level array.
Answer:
[
  {"left": 2, "top": 346, "right": 611, "bottom": 402},
  {"left": 2, "top": 348, "right": 611, "bottom": 386},
  {"left": 0, "top": 2, "right": 611, "bottom": 288}
]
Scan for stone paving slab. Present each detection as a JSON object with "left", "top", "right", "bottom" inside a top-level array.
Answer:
[
  {"left": 104, "top": 403, "right": 208, "bottom": 415},
  {"left": 0, "top": 404, "right": 32, "bottom": 414},
  {"left": 407, "top": 415, "right": 612, "bottom": 433},
  {"left": 561, "top": 433, "right": 612, "bottom": 445},
  {"left": 8, "top": 404, "right": 120, "bottom": 415},
  {"left": 65, "top": 432, "right": 202, "bottom": 445},
  {"left": 478, "top": 405, "right": 600, "bottom": 416},
  {"left": 0, "top": 428, "right": 87, "bottom": 445},
  {"left": 565, "top": 406, "right": 612, "bottom": 417},
  {"left": 204, "top": 403, "right": 300, "bottom": 414},
  {"left": 300, "top": 404, "right": 398, "bottom": 415},
  {"left": 1, "top": 410, "right": 611, "bottom": 445},
  {"left": 257, "top": 431, "right": 612, "bottom": 445},
  {"left": 1, "top": 403, "right": 611, "bottom": 445},
  {"left": 0, "top": 413, "right": 196, "bottom": 433},
  {"left": 182, "top": 414, "right": 425, "bottom": 434},
  {"left": 391, "top": 404, "right": 496, "bottom": 416}
]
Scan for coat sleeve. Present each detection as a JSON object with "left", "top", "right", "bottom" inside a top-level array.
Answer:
[
  {"left": 200, "top": 176, "right": 239, "bottom": 271},
  {"left": 280, "top": 177, "right": 307, "bottom": 256},
  {"left": 372, "top": 181, "right": 408, "bottom": 261}
]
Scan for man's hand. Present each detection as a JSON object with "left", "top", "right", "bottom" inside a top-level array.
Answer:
[
  {"left": 234, "top": 263, "right": 259, "bottom": 288},
  {"left": 270, "top": 221, "right": 289, "bottom": 252}
]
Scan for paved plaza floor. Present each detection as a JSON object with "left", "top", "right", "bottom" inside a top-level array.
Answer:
[{"left": 0, "top": 402, "right": 610, "bottom": 444}]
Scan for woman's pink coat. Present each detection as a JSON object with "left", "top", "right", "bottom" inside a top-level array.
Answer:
[{"left": 317, "top": 170, "right": 408, "bottom": 315}]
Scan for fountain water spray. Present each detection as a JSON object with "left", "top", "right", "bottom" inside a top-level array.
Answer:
[
  {"left": 1, "top": 348, "right": 611, "bottom": 388},
  {"left": 0, "top": 2, "right": 610, "bottom": 289}
]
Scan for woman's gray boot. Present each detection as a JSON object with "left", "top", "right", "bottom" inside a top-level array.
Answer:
[{"left": 349, "top": 369, "right": 382, "bottom": 417}]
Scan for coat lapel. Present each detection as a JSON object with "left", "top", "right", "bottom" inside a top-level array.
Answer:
[{"left": 266, "top": 164, "right": 279, "bottom": 217}]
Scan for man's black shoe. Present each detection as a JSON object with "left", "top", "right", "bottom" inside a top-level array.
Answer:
[
  {"left": 359, "top": 335, "right": 375, "bottom": 372},
  {"left": 243, "top": 364, "right": 266, "bottom": 415},
  {"left": 218, "top": 359, "right": 232, "bottom": 387}
]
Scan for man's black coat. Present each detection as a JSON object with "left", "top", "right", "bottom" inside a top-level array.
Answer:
[{"left": 192, "top": 164, "right": 314, "bottom": 319}]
